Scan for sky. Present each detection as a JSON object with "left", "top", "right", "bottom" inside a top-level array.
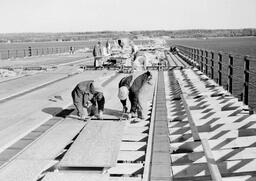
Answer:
[{"left": 0, "top": 0, "right": 256, "bottom": 33}]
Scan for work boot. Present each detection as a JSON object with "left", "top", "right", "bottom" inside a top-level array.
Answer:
[
  {"left": 97, "top": 111, "right": 103, "bottom": 120},
  {"left": 131, "top": 112, "right": 136, "bottom": 118}
]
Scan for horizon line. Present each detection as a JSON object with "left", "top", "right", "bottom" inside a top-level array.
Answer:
[{"left": 1, "top": 28, "right": 256, "bottom": 34}]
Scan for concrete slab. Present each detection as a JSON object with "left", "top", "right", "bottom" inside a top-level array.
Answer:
[
  {"left": 17, "top": 118, "right": 85, "bottom": 160},
  {"left": 59, "top": 120, "right": 125, "bottom": 167},
  {"left": 0, "top": 159, "right": 57, "bottom": 181}
]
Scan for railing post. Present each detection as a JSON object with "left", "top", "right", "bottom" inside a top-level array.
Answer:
[
  {"left": 243, "top": 56, "right": 250, "bottom": 105},
  {"left": 205, "top": 51, "right": 208, "bottom": 76},
  {"left": 28, "top": 46, "right": 32, "bottom": 56},
  {"left": 7, "top": 50, "right": 10, "bottom": 59},
  {"left": 228, "top": 55, "right": 233, "bottom": 94},
  {"left": 15, "top": 50, "right": 18, "bottom": 58},
  {"left": 211, "top": 52, "right": 214, "bottom": 79},
  {"left": 24, "top": 49, "right": 26, "bottom": 57},
  {"left": 200, "top": 50, "right": 204, "bottom": 71},
  {"left": 218, "top": 53, "right": 222, "bottom": 86},
  {"left": 198, "top": 49, "right": 200, "bottom": 64}
]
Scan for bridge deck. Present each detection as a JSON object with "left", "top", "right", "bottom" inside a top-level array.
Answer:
[{"left": 0, "top": 49, "right": 255, "bottom": 181}]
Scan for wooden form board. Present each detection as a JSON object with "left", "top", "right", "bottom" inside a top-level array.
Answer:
[
  {"left": 117, "top": 151, "right": 145, "bottom": 162},
  {"left": 108, "top": 163, "right": 143, "bottom": 175},
  {"left": 172, "top": 159, "right": 256, "bottom": 178},
  {"left": 0, "top": 159, "right": 57, "bottom": 181},
  {"left": 170, "top": 136, "right": 256, "bottom": 152},
  {"left": 59, "top": 120, "right": 125, "bottom": 167},
  {"left": 172, "top": 147, "right": 256, "bottom": 164},
  {"left": 42, "top": 172, "right": 109, "bottom": 181},
  {"left": 17, "top": 118, "right": 85, "bottom": 160}
]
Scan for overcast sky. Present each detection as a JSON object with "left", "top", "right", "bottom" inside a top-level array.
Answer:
[{"left": 0, "top": 0, "right": 256, "bottom": 33}]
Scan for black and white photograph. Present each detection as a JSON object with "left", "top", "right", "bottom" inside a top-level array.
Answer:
[{"left": 0, "top": 0, "right": 256, "bottom": 180}]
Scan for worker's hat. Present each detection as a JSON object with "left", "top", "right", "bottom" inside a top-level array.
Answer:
[{"left": 118, "top": 86, "right": 129, "bottom": 100}]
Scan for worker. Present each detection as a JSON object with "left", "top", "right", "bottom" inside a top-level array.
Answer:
[
  {"left": 129, "top": 71, "right": 152, "bottom": 119},
  {"left": 118, "top": 75, "right": 133, "bottom": 113},
  {"left": 106, "top": 40, "right": 111, "bottom": 55},
  {"left": 92, "top": 41, "right": 103, "bottom": 69},
  {"left": 130, "top": 43, "right": 147, "bottom": 71},
  {"left": 71, "top": 80, "right": 105, "bottom": 120},
  {"left": 117, "top": 39, "right": 124, "bottom": 49}
]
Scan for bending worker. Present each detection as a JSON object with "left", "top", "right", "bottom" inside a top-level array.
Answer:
[
  {"left": 71, "top": 80, "right": 105, "bottom": 120},
  {"left": 118, "top": 74, "right": 133, "bottom": 113},
  {"left": 129, "top": 71, "right": 152, "bottom": 119}
]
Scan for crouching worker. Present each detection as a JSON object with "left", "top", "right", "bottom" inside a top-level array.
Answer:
[
  {"left": 129, "top": 71, "right": 152, "bottom": 119},
  {"left": 118, "top": 75, "right": 133, "bottom": 113},
  {"left": 71, "top": 80, "right": 105, "bottom": 120}
]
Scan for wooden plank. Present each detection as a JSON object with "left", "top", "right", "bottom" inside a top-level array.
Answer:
[
  {"left": 195, "top": 114, "right": 256, "bottom": 126},
  {"left": 0, "top": 159, "right": 57, "bottom": 181},
  {"left": 201, "top": 139, "right": 222, "bottom": 181},
  {"left": 124, "top": 127, "right": 148, "bottom": 134},
  {"left": 169, "top": 121, "right": 256, "bottom": 135},
  {"left": 59, "top": 120, "right": 125, "bottom": 167},
  {"left": 109, "top": 178, "right": 142, "bottom": 181},
  {"left": 172, "top": 147, "right": 256, "bottom": 164},
  {"left": 42, "top": 172, "right": 108, "bottom": 181},
  {"left": 120, "top": 142, "right": 146, "bottom": 151},
  {"left": 222, "top": 175, "right": 256, "bottom": 181},
  {"left": 170, "top": 136, "right": 256, "bottom": 152},
  {"left": 117, "top": 151, "right": 145, "bottom": 162},
  {"left": 172, "top": 159, "right": 256, "bottom": 178},
  {"left": 17, "top": 118, "right": 85, "bottom": 160},
  {"left": 108, "top": 163, "right": 143, "bottom": 175},
  {"left": 180, "top": 93, "right": 200, "bottom": 141},
  {"left": 122, "top": 134, "right": 148, "bottom": 142}
]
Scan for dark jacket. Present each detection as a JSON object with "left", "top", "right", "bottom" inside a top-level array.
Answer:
[
  {"left": 129, "top": 72, "right": 151, "bottom": 93},
  {"left": 71, "top": 80, "right": 94, "bottom": 116},
  {"left": 129, "top": 71, "right": 152, "bottom": 113},
  {"left": 93, "top": 44, "right": 102, "bottom": 57},
  {"left": 119, "top": 75, "right": 133, "bottom": 88}
]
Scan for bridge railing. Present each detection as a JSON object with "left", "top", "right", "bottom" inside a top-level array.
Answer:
[
  {"left": 0, "top": 45, "right": 90, "bottom": 60},
  {"left": 176, "top": 45, "right": 256, "bottom": 111}
]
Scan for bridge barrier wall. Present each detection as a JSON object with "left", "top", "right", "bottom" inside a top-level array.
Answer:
[{"left": 176, "top": 45, "right": 256, "bottom": 111}]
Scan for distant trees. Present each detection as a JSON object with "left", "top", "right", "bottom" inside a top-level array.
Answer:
[{"left": 0, "top": 29, "right": 255, "bottom": 43}]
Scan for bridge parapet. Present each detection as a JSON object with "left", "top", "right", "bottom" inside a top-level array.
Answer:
[{"left": 176, "top": 45, "right": 256, "bottom": 112}]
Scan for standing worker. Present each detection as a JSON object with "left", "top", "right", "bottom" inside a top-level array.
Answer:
[
  {"left": 118, "top": 75, "right": 133, "bottom": 113},
  {"left": 130, "top": 42, "right": 147, "bottom": 71},
  {"left": 71, "top": 80, "right": 105, "bottom": 120},
  {"left": 93, "top": 41, "right": 103, "bottom": 69},
  {"left": 129, "top": 71, "right": 152, "bottom": 119},
  {"left": 106, "top": 40, "right": 111, "bottom": 55}
]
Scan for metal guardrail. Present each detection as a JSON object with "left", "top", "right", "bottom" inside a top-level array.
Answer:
[
  {"left": 176, "top": 45, "right": 256, "bottom": 110},
  {"left": 0, "top": 46, "right": 88, "bottom": 60}
]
